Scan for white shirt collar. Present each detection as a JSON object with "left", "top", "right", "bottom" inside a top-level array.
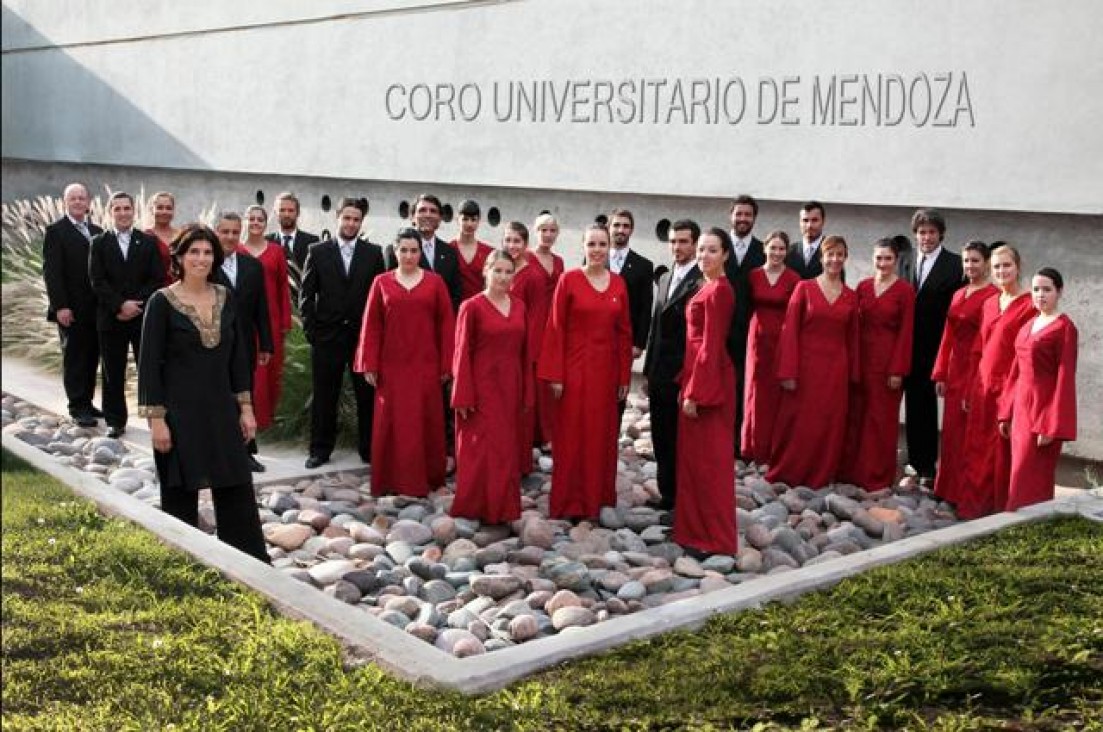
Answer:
[
  {"left": 919, "top": 245, "right": 943, "bottom": 264},
  {"left": 803, "top": 234, "right": 823, "bottom": 250},
  {"left": 731, "top": 233, "right": 753, "bottom": 250},
  {"left": 67, "top": 214, "right": 88, "bottom": 229},
  {"left": 671, "top": 260, "right": 695, "bottom": 278},
  {"left": 224, "top": 252, "right": 237, "bottom": 266}
]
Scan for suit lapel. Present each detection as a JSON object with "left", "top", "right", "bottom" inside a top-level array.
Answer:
[
  {"left": 347, "top": 239, "right": 365, "bottom": 284},
  {"left": 664, "top": 267, "right": 701, "bottom": 311}
]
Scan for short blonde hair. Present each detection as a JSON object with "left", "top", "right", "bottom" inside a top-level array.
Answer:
[
  {"left": 821, "top": 235, "right": 848, "bottom": 258},
  {"left": 534, "top": 213, "right": 558, "bottom": 231}
]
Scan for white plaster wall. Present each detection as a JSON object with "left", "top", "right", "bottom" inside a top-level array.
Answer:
[{"left": 3, "top": 0, "right": 1102, "bottom": 213}]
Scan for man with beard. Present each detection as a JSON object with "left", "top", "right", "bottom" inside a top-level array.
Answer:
[
  {"left": 267, "top": 191, "right": 319, "bottom": 274},
  {"left": 384, "top": 193, "right": 461, "bottom": 312},
  {"left": 786, "top": 201, "right": 828, "bottom": 279}
]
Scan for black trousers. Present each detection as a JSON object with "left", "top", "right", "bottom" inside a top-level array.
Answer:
[
  {"left": 904, "top": 375, "right": 939, "bottom": 477},
  {"left": 59, "top": 321, "right": 100, "bottom": 416},
  {"left": 160, "top": 483, "right": 269, "bottom": 564},
  {"left": 733, "top": 364, "right": 746, "bottom": 459},
  {"left": 309, "top": 329, "right": 373, "bottom": 460},
  {"left": 99, "top": 320, "right": 142, "bottom": 429},
  {"left": 649, "top": 379, "right": 681, "bottom": 509}
]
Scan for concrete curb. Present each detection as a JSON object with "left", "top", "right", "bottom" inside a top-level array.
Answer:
[{"left": 5, "top": 430, "right": 1100, "bottom": 694}]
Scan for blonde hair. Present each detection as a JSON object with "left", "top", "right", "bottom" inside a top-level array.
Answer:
[
  {"left": 534, "top": 213, "right": 558, "bottom": 231},
  {"left": 821, "top": 235, "right": 848, "bottom": 258}
]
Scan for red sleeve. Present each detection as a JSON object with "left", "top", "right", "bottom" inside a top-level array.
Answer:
[
  {"left": 353, "top": 278, "right": 385, "bottom": 373},
  {"left": 537, "top": 273, "right": 570, "bottom": 383},
  {"left": 615, "top": 276, "right": 633, "bottom": 387},
  {"left": 775, "top": 283, "right": 806, "bottom": 380},
  {"left": 437, "top": 276, "right": 456, "bottom": 377},
  {"left": 997, "top": 324, "right": 1024, "bottom": 422},
  {"left": 891, "top": 282, "right": 915, "bottom": 377},
  {"left": 517, "top": 299, "right": 534, "bottom": 410},
  {"left": 931, "top": 292, "right": 958, "bottom": 382},
  {"left": 684, "top": 282, "right": 734, "bottom": 406},
  {"left": 451, "top": 299, "right": 477, "bottom": 409},
  {"left": 1040, "top": 319, "right": 1078, "bottom": 440},
  {"left": 276, "top": 249, "right": 292, "bottom": 332}
]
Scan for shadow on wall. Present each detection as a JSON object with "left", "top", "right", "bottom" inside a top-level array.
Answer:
[{"left": 1, "top": 5, "right": 208, "bottom": 171}]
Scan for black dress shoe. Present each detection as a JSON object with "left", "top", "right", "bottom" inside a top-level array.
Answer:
[
  {"left": 106, "top": 425, "right": 125, "bottom": 439},
  {"left": 248, "top": 455, "right": 266, "bottom": 473},
  {"left": 305, "top": 455, "right": 328, "bottom": 469},
  {"left": 89, "top": 407, "right": 104, "bottom": 418},
  {"left": 74, "top": 413, "right": 97, "bottom": 428}
]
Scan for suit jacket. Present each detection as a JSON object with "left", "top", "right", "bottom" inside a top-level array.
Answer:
[
  {"left": 724, "top": 236, "right": 766, "bottom": 363},
  {"left": 911, "top": 247, "right": 964, "bottom": 379},
  {"left": 785, "top": 240, "right": 823, "bottom": 280},
  {"left": 88, "top": 229, "right": 164, "bottom": 331},
  {"left": 216, "top": 254, "right": 273, "bottom": 369},
  {"left": 267, "top": 230, "right": 320, "bottom": 273},
  {"left": 383, "top": 235, "right": 462, "bottom": 312},
  {"left": 301, "top": 238, "right": 385, "bottom": 344},
  {"left": 616, "top": 248, "right": 655, "bottom": 351},
  {"left": 43, "top": 216, "right": 103, "bottom": 322},
  {"left": 643, "top": 265, "right": 703, "bottom": 385}
]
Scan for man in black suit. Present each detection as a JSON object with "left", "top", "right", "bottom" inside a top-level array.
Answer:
[
  {"left": 43, "top": 183, "right": 104, "bottom": 427},
  {"left": 905, "top": 208, "right": 963, "bottom": 481},
  {"left": 609, "top": 208, "right": 654, "bottom": 428},
  {"left": 88, "top": 191, "right": 164, "bottom": 438},
  {"left": 643, "top": 219, "right": 702, "bottom": 511},
  {"left": 384, "top": 193, "right": 461, "bottom": 312},
  {"left": 267, "top": 191, "right": 320, "bottom": 274},
  {"left": 300, "top": 197, "right": 384, "bottom": 469},
  {"left": 216, "top": 211, "right": 273, "bottom": 472},
  {"left": 785, "top": 201, "right": 827, "bottom": 279},
  {"left": 723, "top": 194, "right": 766, "bottom": 456}
]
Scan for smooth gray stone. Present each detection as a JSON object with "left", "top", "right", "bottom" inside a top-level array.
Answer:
[
  {"left": 645, "top": 542, "right": 684, "bottom": 564},
  {"left": 342, "top": 570, "right": 384, "bottom": 594},
  {"left": 419, "top": 579, "right": 457, "bottom": 604},
  {"left": 826, "top": 494, "right": 861, "bottom": 520},
  {"left": 616, "top": 581, "right": 646, "bottom": 601},
  {"left": 610, "top": 528, "right": 648, "bottom": 553},
  {"left": 378, "top": 610, "right": 410, "bottom": 629},
  {"left": 701, "top": 555, "right": 737, "bottom": 574}
]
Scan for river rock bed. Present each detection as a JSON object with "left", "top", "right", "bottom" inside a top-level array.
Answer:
[{"left": 3, "top": 392, "right": 960, "bottom": 656}]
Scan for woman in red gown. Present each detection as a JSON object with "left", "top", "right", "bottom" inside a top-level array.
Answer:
[
  {"left": 503, "top": 221, "right": 540, "bottom": 474},
  {"left": 673, "top": 228, "right": 738, "bottom": 556},
  {"left": 998, "top": 268, "right": 1078, "bottom": 511},
  {"left": 766, "top": 236, "right": 860, "bottom": 489},
  {"left": 144, "top": 190, "right": 178, "bottom": 285},
  {"left": 451, "top": 250, "right": 531, "bottom": 523},
  {"left": 450, "top": 199, "right": 494, "bottom": 302},
  {"left": 839, "top": 238, "right": 915, "bottom": 489},
  {"left": 239, "top": 205, "right": 291, "bottom": 430},
  {"left": 529, "top": 213, "right": 565, "bottom": 449},
  {"left": 740, "top": 231, "right": 800, "bottom": 464},
  {"left": 538, "top": 224, "right": 632, "bottom": 520},
  {"left": 931, "top": 241, "right": 997, "bottom": 506},
  {"left": 355, "top": 229, "right": 455, "bottom": 497},
  {"left": 956, "top": 244, "right": 1036, "bottom": 518}
]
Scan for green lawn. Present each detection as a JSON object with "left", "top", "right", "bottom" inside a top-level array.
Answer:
[{"left": 2, "top": 448, "right": 1101, "bottom": 731}]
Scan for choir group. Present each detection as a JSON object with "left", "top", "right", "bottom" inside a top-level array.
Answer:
[{"left": 41, "top": 183, "right": 1079, "bottom": 560}]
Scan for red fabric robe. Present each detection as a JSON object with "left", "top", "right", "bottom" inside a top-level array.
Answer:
[
  {"left": 510, "top": 263, "right": 543, "bottom": 473},
  {"left": 741, "top": 267, "right": 801, "bottom": 463},
  {"left": 354, "top": 271, "right": 455, "bottom": 497},
  {"left": 241, "top": 243, "right": 291, "bottom": 429},
  {"left": 524, "top": 253, "right": 564, "bottom": 446},
  {"left": 450, "top": 239, "right": 493, "bottom": 302},
  {"left": 999, "top": 315, "right": 1078, "bottom": 511},
  {"left": 839, "top": 278, "right": 915, "bottom": 489},
  {"left": 766, "top": 280, "right": 860, "bottom": 488},
  {"left": 931, "top": 284, "right": 997, "bottom": 504},
  {"left": 144, "top": 229, "right": 174, "bottom": 285},
  {"left": 956, "top": 293, "right": 1035, "bottom": 518},
  {"left": 537, "top": 269, "right": 632, "bottom": 519},
  {"left": 450, "top": 294, "right": 531, "bottom": 523},
  {"left": 672, "top": 279, "right": 738, "bottom": 555}
]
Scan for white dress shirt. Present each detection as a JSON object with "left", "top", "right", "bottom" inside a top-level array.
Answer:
[
  {"left": 668, "top": 261, "right": 695, "bottom": 298},
  {"left": 68, "top": 214, "right": 91, "bottom": 241},
  {"left": 221, "top": 252, "right": 238, "bottom": 287},
  {"left": 803, "top": 234, "right": 823, "bottom": 264},
  {"left": 610, "top": 246, "right": 629, "bottom": 274},
  {"left": 116, "top": 229, "right": 133, "bottom": 260},
  {"left": 421, "top": 237, "right": 436, "bottom": 269},
  {"left": 337, "top": 237, "right": 356, "bottom": 274},
  {"left": 731, "top": 234, "right": 753, "bottom": 266},
  {"left": 917, "top": 245, "right": 943, "bottom": 288}
]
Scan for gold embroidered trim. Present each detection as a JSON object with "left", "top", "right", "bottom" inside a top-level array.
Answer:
[
  {"left": 163, "top": 285, "right": 226, "bottom": 348},
  {"left": 235, "top": 392, "right": 253, "bottom": 405},
  {"left": 138, "top": 405, "right": 167, "bottom": 418}
]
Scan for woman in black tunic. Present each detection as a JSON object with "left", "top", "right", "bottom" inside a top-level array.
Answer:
[{"left": 138, "top": 224, "right": 269, "bottom": 563}]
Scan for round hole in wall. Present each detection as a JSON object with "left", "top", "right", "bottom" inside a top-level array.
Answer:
[
  {"left": 653, "top": 264, "right": 670, "bottom": 285},
  {"left": 321, "top": 195, "right": 332, "bottom": 212},
  {"left": 321, "top": 228, "right": 332, "bottom": 241},
  {"left": 487, "top": 207, "right": 501, "bottom": 227},
  {"left": 398, "top": 200, "right": 410, "bottom": 219},
  {"left": 441, "top": 204, "right": 454, "bottom": 223},
  {"left": 655, "top": 218, "right": 671, "bottom": 242},
  {"left": 595, "top": 214, "right": 609, "bottom": 227},
  {"left": 255, "top": 190, "right": 265, "bottom": 206}
]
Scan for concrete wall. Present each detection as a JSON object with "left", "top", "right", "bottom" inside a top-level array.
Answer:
[{"left": 2, "top": 0, "right": 1101, "bottom": 460}]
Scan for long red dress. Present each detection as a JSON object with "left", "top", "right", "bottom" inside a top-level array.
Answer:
[
  {"left": 451, "top": 294, "right": 530, "bottom": 523},
  {"left": 956, "top": 293, "right": 1035, "bottom": 518},
  {"left": 931, "top": 284, "right": 998, "bottom": 504},
  {"left": 765, "top": 280, "right": 860, "bottom": 488},
  {"left": 537, "top": 269, "right": 632, "bottom": 519},
  {"left": 144, "top": 229, "right": 174, "bottom": 285},
  {"left": 354, "top": 271, "right": 455, "bottom": 497},
  {"left": 999, "top": 315, "right": 1078, "bottom": 511},
  {"left": 672, "top": 278, "right": 737, "bottom": 555},
  {"left": 509, "top": 263, "right": 543, "bottom": 474},
  {"left": 524, "top": 253, "right": 564, "bottom": 446},
  {"left": 241, "top": 243, "right": 291, "bottom": 429},
  {"left": 740, "top": 267, "right": 800, "bottom": 463},
  {"left": 450, "top": 239, "right": 493, "bottom": 302},
  {"left": 839, "top": 278, "right": 915, "bottom": 489}
]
